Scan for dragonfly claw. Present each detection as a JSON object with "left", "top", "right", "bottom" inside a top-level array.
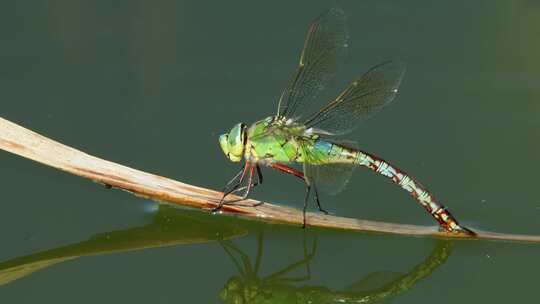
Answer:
[{"left": 211, "top": 205, "right": 223, "bottom": 214}]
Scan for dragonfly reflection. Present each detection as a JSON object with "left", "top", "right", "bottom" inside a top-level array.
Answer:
[{"left": 219, "top": 233, "right": 453, "bottom": 304}]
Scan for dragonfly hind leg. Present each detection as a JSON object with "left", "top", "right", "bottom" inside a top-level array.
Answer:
[
  {"left": 313, "top": 185, "right": 329, "bottom": 215},
  {"left": 269, "top": 163, "right": 329, "bottom": 228},
  {"left": 301, "top": 184, "right": 328, "bottom": 228}
]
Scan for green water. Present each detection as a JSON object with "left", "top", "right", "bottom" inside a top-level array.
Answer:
[{"left": 1, "top": 0, "right": 540, "bottom": 303}]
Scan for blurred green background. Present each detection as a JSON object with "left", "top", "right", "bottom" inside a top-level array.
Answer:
[{"left": 1, "top": 0, "right": 540, "bottom": 303}]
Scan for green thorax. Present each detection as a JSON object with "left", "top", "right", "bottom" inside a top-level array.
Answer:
[{"left": 245, "top": 116, "right": 358, "bottom": 165}]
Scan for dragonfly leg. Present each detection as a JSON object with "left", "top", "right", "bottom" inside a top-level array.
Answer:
[
  {"left": 252, "top": 165, "right": 265, "bottom": 206},
  {"left": 256, "top": 164, "right": 263, "bottom": 185},
  {"left": 239, "top": 165, "right": 256, "bottom": 200},
  {"left": 229, "top": 165, "right": 263, "bottom": 196},
  {"left": 269, "top": 163, "right": 330, "bottom": 226},
  {"left": 233, "top": 165, "right": 265, "bottom": 207},
  {"left": 213, "top": 162, "right": 251, "bottom": 212},
  {"left": 214, "top": 164, "right": 257, "bottom": 211},
  {"left": 313, "top": 184, "right": 329, "bottom": 215},
  {"left": 302, "top": 185, "right": 311, "bottom": 228},
  {"left": 221, "top": 163, "right": 246, "bottom": 192}
]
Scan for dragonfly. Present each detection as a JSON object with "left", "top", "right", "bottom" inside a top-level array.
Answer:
[{"left": 215, "top": 8, "right": 474, "bottom": 235}]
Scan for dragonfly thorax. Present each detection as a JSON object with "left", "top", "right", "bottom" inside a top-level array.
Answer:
[{"left": 219, "top": 122, "right": 247, "bottom": 162}]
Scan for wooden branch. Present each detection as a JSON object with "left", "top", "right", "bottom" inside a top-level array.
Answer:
[{"left": 1, "top": 116, "right": 539, "bottom": 243}]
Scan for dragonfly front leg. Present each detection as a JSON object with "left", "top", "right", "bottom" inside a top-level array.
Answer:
[
  {"left": 269, "top": 163, "right": 328, "bottom": 228},
  {"left": 228, "top": 165, "right": 264, "bottom": 196},
  {"left": 237, "top": 165, "right": 256, "bottom": 200},
  {"left": 221, "top": 163, "right": 246, "bottom": 193},
  {"left": 214, "top": 163, "right": 259, "bottom": 212},
  {"left": 213, "top": 162, "right": 251, "bottom": 212},
  {"left": 224, "top": 164, "right": 264, "bottom": 208}
]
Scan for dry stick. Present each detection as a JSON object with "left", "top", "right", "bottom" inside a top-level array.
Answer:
[{"left": 0, "top": 117, "right": 539, "bottom": 243}]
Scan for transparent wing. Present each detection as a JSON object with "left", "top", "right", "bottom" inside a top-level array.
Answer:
[
  {"left": 303, "top": 61, "right": 406, "bottom": 135},
  {"left": 277, "top": 7, "right": 348, "bottom": 120},
  {"left": 303, "top": 162, "right": 354, "bottom": 195},
  {"left": 300, "top": 139, "right": 357, "bottom": 195}
]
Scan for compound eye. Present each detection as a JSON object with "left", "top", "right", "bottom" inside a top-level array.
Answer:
[
  {"left": 219, "top": 133, "right": 230, "bottom": 156},
  {"left": 227, "top": 123, "right": 244, "bottom": 153},
  {"left": 228, "top": 126, "right": 241, "bottom": 146}
]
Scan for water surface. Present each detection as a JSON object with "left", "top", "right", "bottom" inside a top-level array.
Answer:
[{"left": 1, "top": 1, "right": 539, "bottom": 303}]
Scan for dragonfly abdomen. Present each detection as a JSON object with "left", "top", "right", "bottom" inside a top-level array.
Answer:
[
  {"left": 351, "top": 149, "right": 472, "bottom": 234},
  {"left": 310, "top": 140, "right": 358, "bottom": 165},
  {"left": 354, "top": 150, "right": 442, "bottom": 212}
]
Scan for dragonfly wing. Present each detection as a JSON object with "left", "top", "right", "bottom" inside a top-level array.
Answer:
[
  {"left": 303, "top": 61, "right": 406, "bottom": 135},
  {"left": 300, "top": 139, "right": 356, "bottom": 195},
  {"left": 303, "top": 162, "right": 354, "bottom": 195},
  {"left": 277, "top": 7, "right": 348, "bottom": 120}
]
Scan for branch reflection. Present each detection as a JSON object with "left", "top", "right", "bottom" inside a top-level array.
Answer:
[{"left": 0, "top": 205, "right": 247, "bottom": 285}]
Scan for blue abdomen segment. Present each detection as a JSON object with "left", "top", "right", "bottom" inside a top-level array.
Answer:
[
  {"left": 314, "top": 140, "right": 333, "bottom": 154},
  {"left": 309, "top": 139, "right": 357, "bottom": 164}
]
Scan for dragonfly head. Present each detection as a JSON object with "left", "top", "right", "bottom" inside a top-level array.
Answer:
[{"left": 219, "top": 123, "right": 247, "bottom": 162}]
